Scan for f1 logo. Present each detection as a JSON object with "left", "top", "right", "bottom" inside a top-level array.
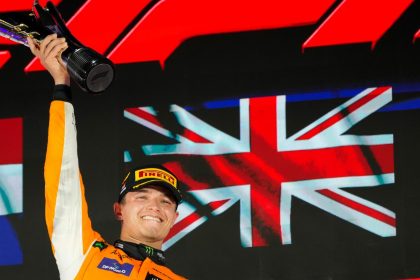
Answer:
[{"left": 0, "top": 0, "right": 418, "bottom": 69}]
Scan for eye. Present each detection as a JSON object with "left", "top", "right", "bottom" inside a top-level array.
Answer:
[{"left": 161, "top": 199, "right": 172, "bottom": 205}]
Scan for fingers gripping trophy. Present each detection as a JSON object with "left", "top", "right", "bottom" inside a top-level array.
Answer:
[{"left": 0, "top": 0, "right": 114, "bottom": 93}]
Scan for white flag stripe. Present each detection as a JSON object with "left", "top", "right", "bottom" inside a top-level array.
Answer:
[
  {"left": 278, "top": 88, "right": 393, "bottom": 151},
  {"left": 325, "top": 187, "right": 395, "bottom": 218},
  {"left": 138, "top": 102, "right": 250, "bottom": 155},
  {"left": 124, "top": 109, "right": 174, "bottom": 139},
  {"left": 190, "top": 185, "right": 253, "bottom": 247},
  {"left": 289, "top": 87, "right": 385, "bottom": 140},
  {"left": 0, "top": 164, "right": 22, "bottom": 216},
  {"left": 163, "top": 217, "right": 208, "bottom": 250},
  {"left": 311, "top": 88, "right": 392, "bottom": 139},
  {"left": 280, "top": 174, "right": 395, "bottom": 244}
]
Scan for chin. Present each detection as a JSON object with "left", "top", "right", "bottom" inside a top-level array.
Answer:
[{"left": 140, "top": 228, "right": 164, "bottom": 239}]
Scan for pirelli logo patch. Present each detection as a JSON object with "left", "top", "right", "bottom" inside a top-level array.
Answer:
[{"left": 135, "top": 168, "right": 177, "bottom": 189}]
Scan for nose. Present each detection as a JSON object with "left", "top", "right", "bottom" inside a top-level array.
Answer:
[{"left": 146, "top": 197, "right": 161, "bottom": 211}]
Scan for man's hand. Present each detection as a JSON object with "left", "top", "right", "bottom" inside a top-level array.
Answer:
[{"left": 28, "top": 34, "right": 70, "bottom": 86}]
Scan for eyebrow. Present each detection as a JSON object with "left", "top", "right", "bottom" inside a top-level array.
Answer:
[
  {"left": 135, "top": 189, "right": 149, "bottom": 194},
  {"left": 134, "top": 188, "right": 175, "bottom": 201}
]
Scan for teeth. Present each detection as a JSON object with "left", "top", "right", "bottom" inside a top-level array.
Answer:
[{"left": 142, "top": 216, "right": 162, "bottom": 222}]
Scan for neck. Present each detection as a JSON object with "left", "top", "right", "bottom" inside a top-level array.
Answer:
[
  {"left": 114, "top": 240, "right": 166, "bottom": 265},
  {"left": 120, "top": 234, "right": 163, "bottom": 250}
]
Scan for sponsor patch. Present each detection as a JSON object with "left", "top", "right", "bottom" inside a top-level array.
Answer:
[
  {"left": 93, "top": 241, "right": 108, "bottom": 251},
  {"left": 98, "top": 257, "right": 133, "bottom": 276},
  {"left": 135, "top": 168, "right": 177, "bottom": 188}
]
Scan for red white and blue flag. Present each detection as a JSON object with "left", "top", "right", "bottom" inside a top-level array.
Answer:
[
  {"left": 0, "top": 117, "right": 23, "bottom": 265},
  {"left": 124, "top": 87, "right": 394, "bottom": 249}
]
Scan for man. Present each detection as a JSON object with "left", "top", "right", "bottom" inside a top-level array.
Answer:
[{"left": 28, "top": 34, "right": 187, "bottom": 280}]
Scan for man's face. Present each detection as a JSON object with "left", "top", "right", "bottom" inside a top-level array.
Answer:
[{"left": 116, "top": 185, "right": 179, "bottom": 246}]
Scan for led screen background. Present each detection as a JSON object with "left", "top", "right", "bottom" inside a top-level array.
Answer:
[{"left": 0, "top": 1, "right": 419, "bottom": 279}]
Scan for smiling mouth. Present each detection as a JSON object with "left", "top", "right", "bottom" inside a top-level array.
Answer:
[{"left": 141, "top": 215, "right": 163, "bottom": 223}]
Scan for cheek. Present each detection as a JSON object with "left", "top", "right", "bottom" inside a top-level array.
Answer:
[
  {"left": 121, "top": 204, "right": 141, "bottom": 221},
  {"left": 166, "top": 211, "right": 178, "bottom": 226}
]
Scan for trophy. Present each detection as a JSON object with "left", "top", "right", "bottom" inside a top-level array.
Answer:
[{"left": 0, "top": 1, "right": 114, "bottom": 94}]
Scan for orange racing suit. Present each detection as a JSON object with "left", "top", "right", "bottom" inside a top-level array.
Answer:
[{"left": 44, "top": 85, "right": 186, "bottom": 280}]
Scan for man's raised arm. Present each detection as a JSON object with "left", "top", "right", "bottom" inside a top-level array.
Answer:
[{"left": 29, "top": 34, "right": 99, "bottom": 280}]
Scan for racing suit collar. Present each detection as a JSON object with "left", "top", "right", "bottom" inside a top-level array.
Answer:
[{"left": 114, "top": 240, "right": 166, "bottom": 265}]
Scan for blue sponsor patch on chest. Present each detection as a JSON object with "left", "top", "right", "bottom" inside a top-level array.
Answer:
[{"left": 98, "top": 257, "right": 134, "bottom": 276}]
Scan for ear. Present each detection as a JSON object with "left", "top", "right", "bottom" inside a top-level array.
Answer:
[{"left": 113, "top": 202, "right": 123, "bottom": 221}]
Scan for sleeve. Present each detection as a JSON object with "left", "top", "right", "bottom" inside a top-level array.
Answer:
[{"left": 44, "top": 85, "right": 100, "bottom": 280}]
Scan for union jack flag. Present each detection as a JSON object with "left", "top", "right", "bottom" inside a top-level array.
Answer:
[
  {"left": 123, "top": 87, "right": 395, "bottom": 249},
  {"left": 0, "top": 117, "right": 23, "bottom": 265}
]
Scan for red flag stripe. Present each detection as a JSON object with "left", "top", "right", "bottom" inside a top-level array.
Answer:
[
  {"left": 208, "top": 199, "right": 230, "bottom": 212},
  {"left": 126, "top": 108, "right": 162, "bottom": 128},
  {"left": 181, "top": 129, "right": 212, "bottom": 143},
  {"left": 165, "top": 212, "right": 202, "bottom": 241},
  {"left": 164, "top": 162, "right": 211, "bottom": 191},
  {"left": 297, "top": 87, "right": 389, "bottom": 140},
  {"left": 317, "top": 188, "right": 395, "bottom": 227},
  {"left": 0, "top": 117, "right": 22, "bottom": 164},
  {"left": 127, "top": 108, "right": 212, "bottom": 143}
]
